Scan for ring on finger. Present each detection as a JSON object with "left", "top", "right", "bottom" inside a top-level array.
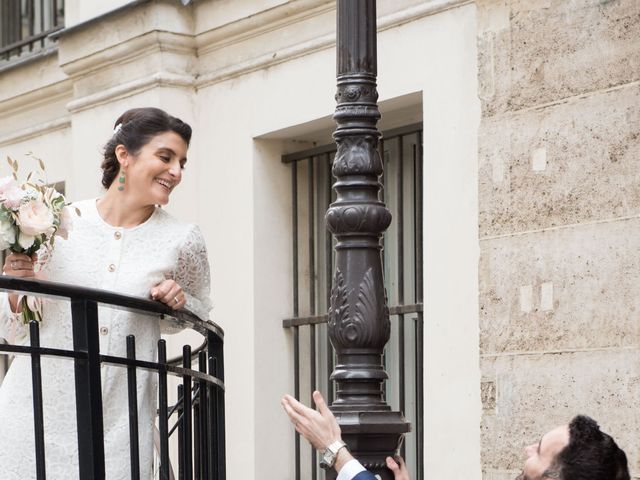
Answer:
[
  {"left": 10, "top": 261, "right": 18, "bottom": 270},
  {"left": 174, "top": 296, "right": 180, "bottom": 305}
]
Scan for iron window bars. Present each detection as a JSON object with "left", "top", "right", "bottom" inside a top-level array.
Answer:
[
  {"left": 0, "top": 275, "right": 225, "bottom": 480},
  {"left": 0, "top": 0, "right": 64, "bottom": 62},
  {"left": 282, "top": 123, "right": 424, "bottom": 480}
]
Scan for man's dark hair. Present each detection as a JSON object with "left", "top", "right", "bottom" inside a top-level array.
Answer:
[{"left": 544, "top": 415, "right": 629, "bottom": 480}]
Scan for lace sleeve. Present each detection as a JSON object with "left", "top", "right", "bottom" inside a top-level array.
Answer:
[{"left": 162, "top": 225, "right": 213, "bottom": 334}]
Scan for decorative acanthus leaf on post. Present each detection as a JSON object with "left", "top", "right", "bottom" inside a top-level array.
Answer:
[
  {"left": 350, "top": 268, "right": 378, "bottom": 346},
  {"left": 329, "top": 268, "right": 390, "bottom": 348},
  {"left": 328, "top": 269, "right": 350, "bottom": 335}
]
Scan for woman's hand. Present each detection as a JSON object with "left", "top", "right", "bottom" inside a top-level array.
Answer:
[
  {"left": 3, "top": 253, "right": 37, "bottom": 278},
  {"left": 150, "top": 278, "right": 186, "bottom": 310},
  {"left": 3, "top": 253, "right": 38, "bottom": 312}
]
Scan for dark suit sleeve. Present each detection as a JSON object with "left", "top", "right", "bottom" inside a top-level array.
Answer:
[{"left": 353, "top": 471, "right": 377, "bottom": 480}]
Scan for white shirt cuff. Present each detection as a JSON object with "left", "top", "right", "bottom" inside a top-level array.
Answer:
[{"left": 337, "top": 458, "right": 366, "bottom": 480}]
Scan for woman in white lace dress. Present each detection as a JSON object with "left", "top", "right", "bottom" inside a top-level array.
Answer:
[{"left": 0, "top": 108, "right": 212, "bottom": 479}]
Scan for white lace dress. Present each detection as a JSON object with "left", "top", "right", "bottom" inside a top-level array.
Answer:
[{"left": 0, "top": 198, "right": 212, "bottom": 479}]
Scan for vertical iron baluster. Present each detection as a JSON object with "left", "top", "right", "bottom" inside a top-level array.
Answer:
[
  {"left": 177, "top": 384, "right": 185, "bottom": 480},
  {"left": 206, "top": 332, "right": 218, "bottom": 480},
  {"left": 307, "top": 156, "right": 317, "bottom": 479},
  {"left": 207, "top": 355, "right": 217, "bottom": 480},
  {"left": 158, "top": 340, "right": 170, "bottom": 480},
  {"left": 71, "top": 298, "right": 105, "bottom": 480},
  {"left": 291, "top": 161, "right": 300, "bottom": 480},
  {"left": 209, "top": 333, "right": 225, "bottom": 480},
  {"left": 397, "top": 136, "right": 406, "bottom": 429},
  {"left": 52, "top": 0, "right": 57, "bottom": 26},
  {"left": 198, "top": 350, "right": 209, "bottom": 480},
  {"left": 27, "top": 0, "right": 34, "bottom": 51},
  {"left": 293, "top": 325, "right": 300, "bottom": 480},
  {"left": 39, "top": 0, "right": 44, "bottom": 46},
  {"left": 415, "top": 313, "right": 424, "bottom": 480},
  {"left": 182, "top": 346, "right": 193, "bottom": 480},
  {"left": 414, "top": 132, "right": 424, "bottom": 480},
  {"left": 126, "top": 335, "right": 140, "bottom": 480},
  {"left": 310, "top": 320, "right": 317, "bottom": 480},
  {"left": 29, "top": 321, "right": 46, "bottom": 480},
  {"left": 193, "top": 391, "right": 200, "bottom": 480}
]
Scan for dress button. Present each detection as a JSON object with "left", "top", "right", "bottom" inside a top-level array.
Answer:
[
  {"left": 99, "top": 326, "right": 109, "bottom": 336},
  {"left": 108, "top": 264, "right": 116, "bottom": 272},
  {"left": 114, "top": 231, "right": 122, "bottom": 240}
]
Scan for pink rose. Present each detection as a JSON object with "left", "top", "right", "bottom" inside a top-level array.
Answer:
[
  {"left": 17, "top": 198, "right": 55, "bottom": 237},
  {"left": 56, "top": 206, "right": 73, "bottom": 240},
  {"left": 0, "top": 176, "right": 25, "bottom": 210}
]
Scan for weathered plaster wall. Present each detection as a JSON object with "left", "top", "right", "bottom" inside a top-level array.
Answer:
[{"left": 477, "top": 0, "right": 640, "bottom": 478}]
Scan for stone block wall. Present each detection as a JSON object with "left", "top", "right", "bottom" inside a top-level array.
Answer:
[{"left": 477, "top": 0, "right": 640, "bottom": 477}]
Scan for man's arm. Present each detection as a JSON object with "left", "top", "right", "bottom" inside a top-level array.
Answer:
[{"left": 281, "top": 390, "right": 410, "bottom": 480}]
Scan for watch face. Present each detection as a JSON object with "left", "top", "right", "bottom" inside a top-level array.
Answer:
[{"left": 321, "top": 450, "right": 335, "bottom": 469}]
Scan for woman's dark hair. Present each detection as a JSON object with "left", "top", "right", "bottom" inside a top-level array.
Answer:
[
  {"left": 101, "top": 107, "right": 192, "bottom": 188},
  {"left": 546, "top": 415, "right": 630, "bottom": 480}
]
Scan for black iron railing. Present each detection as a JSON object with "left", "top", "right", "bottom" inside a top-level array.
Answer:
[
  {"left": 282, "top": 123, "right": 423, "bottom": 480},
  {"left": 0, "top": 0, "right": 64, "bottom": 62},
  {"left": 0, "top": 276, "right": 225, "bottom": 480}
]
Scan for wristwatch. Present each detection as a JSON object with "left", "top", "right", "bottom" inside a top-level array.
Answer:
[{"left": 320, "top": 440, "right": 347, "bottom": 469}]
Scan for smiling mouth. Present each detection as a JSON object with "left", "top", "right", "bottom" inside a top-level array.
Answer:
[{"left": 155, "top": 178, "right": 174, "bottom": 191}]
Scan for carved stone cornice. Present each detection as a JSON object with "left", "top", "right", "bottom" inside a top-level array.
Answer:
[{"left": 59, "top": 31, "right": 195, "bottom": 78}]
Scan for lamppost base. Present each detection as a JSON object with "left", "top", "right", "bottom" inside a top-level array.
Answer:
[{"left": 325, "top": 410, "right": 410, "bottom": 480}]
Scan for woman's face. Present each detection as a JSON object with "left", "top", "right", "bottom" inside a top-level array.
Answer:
[{"left": 121, "top": 131, "right": 188, "bottom": 206}]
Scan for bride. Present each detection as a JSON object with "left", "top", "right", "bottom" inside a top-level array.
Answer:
[{"left": 0, "top": 107, "right": 212, "bottom": 479}]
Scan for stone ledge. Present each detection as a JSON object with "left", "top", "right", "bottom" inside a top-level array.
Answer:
[
  {"left": 0, "top": 116, "right": 71, "bottom": 148},
  {"left": 66, "top": 71, "right": 194, "bottom": 113}
]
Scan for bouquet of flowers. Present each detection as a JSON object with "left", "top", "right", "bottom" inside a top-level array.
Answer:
[{"left": 0, "top": 155, "right": 77, "bottom": 324}]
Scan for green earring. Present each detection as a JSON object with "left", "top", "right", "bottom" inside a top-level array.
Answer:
[{"left": 117, "top": 171, "right": 125, "bottom": 191}]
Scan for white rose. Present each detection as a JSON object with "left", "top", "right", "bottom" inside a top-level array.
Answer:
[
  {"left": 0, "top": 221, "right": 16, "bottom": 250},
  {"left": 18, "top": 231, "right": 35, "bottom": 249},
  {"left": 17, "top": 198, "right": 55, "bottom": 237}
]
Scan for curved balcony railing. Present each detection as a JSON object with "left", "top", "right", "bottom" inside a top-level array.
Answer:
[{"left": 0, "top": 276, "right": 225, "bottom": 480}]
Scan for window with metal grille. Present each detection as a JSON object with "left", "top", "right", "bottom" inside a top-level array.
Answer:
[
  {"left": 0, "top": 0, "right": 64, "bottom": 63},
  {"left": 282, "top": 123, "right": 424, "bottom": 480}
]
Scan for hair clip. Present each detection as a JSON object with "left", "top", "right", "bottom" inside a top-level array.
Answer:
[{"left": 113, "top": 123, "right": 123, "bottom": 135}]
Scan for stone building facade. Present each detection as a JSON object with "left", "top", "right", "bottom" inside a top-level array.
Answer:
[
  {"left": 0, "top": 0, "right": 637, "bottom": 478},
  {"left": 477, "top": 0, "right": 639, "bottom": 477}
]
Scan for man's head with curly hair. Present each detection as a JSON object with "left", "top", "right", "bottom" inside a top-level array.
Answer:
[{"left": 516, "top": 415, "right": 629, "bottom": 480}]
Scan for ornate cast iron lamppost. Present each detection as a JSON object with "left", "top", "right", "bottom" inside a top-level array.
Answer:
[{"left": 325, "top": 1, "right": 410, "bottom": 479}]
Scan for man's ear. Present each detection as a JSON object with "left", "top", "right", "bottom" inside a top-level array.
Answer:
[{"left": 114, "top": 144, "right": 130, "bottom": 168}]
